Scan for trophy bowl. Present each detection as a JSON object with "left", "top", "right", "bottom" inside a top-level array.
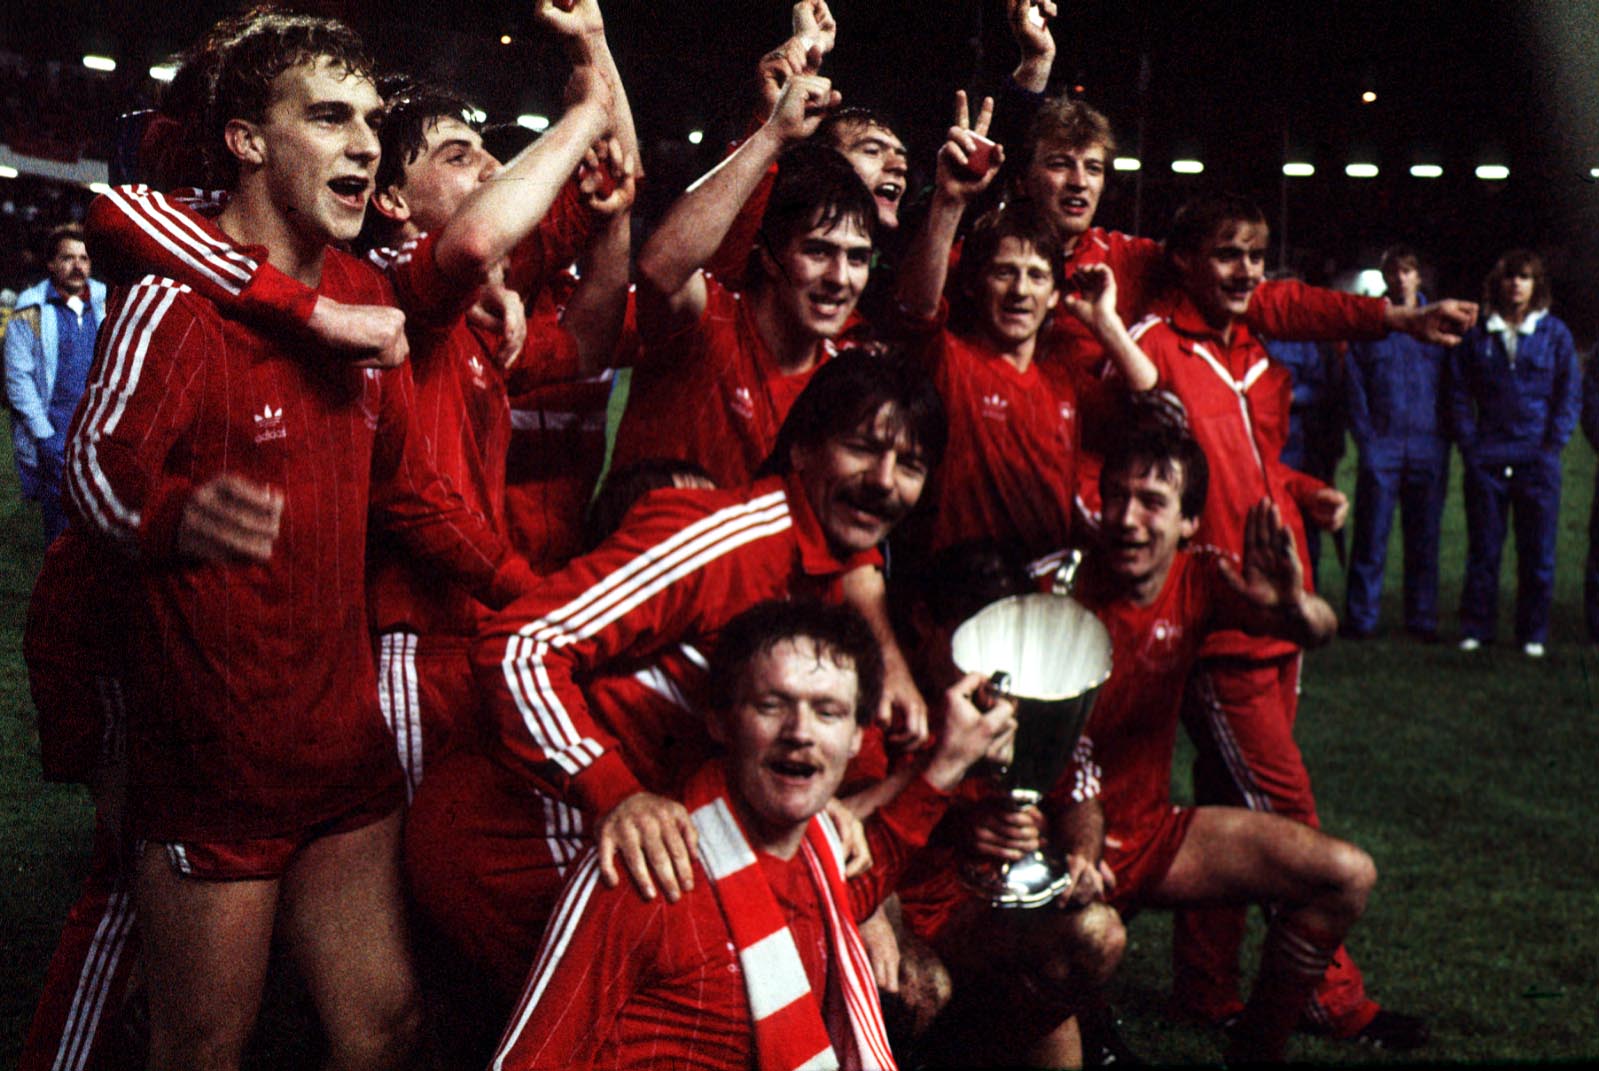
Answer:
[{"left": 950, "top": 592, "right": 1113, "bottom": 908}]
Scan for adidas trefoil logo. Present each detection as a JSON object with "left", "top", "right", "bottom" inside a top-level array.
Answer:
[
  {"left": 253, "top": 403, "right": 287, "bottom": 443},
  {"left": 980, "top": 392, "right": 1010, "bottom": 422}
]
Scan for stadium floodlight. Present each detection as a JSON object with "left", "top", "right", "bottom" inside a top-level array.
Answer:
[
  {"left": 149, "top": 64, "right": 177, "bottom": 82},
  {"left": 1475, "top": 164, "right": 1510, "bottom": 181},
  {"left": 1410, "top": 164, "right": 1444, "bottom": 179},
  {"left": 1171, "top": 159, "right": 1204, "bottom": 174},
  {"left": 1282, "top": 162, "right": 1315, "bottom": 177},
  {"left": 500, "top": 34, "right": 512, "bottom": 45},
  {"left": 516, "top": 114, "right": 550, "bottom": 132},
  {"left": 469, "top": 108, "right": 488, "bottom": 124},
  {"left": 82, "top": 55, "right": 116, "bottom": 73},
  {"left": 0, "top": 165, "right": 18, "bottom": 179},
  {"left": 1591, "top": 167, "right": 1599, "bottom": 179},
  {"left": 1345, "top": 162, "right": 1380, "bottom": 178},
  {"left": 688, "top": 129, "right": 705, "bottom": 145},
  {"left": 1112, "top": 156, "right": 1141, "bottom": 172},
  {"left": 1361, "top": 90, "right": 1378, "bottom": 104}
]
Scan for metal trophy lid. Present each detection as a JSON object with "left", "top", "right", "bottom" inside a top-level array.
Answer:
[{"left": 950, "top": 592, "right": 1112, "bottom": 701}]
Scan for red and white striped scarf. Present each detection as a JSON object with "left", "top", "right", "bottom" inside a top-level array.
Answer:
[{"left": 685, "top": 762, "right": 897, "bottom": 1071}]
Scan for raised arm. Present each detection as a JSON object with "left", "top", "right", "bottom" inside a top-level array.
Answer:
[
  {"left": 1058, "top": 263, "right": 1157, "bottom": 390},
  {"left": 560, "top": 137, "right": 637, "bottom": 376},
  {"left": 634, "top": 65, "right": 838, "bottom": 333},
  {"left": 1008, "top": 0, "right": 1058, "bottom": 93},
  {"left": 895, "top": 90, "right": 1003, "bottom": 320},
  {"left": 1216, "top": 498, "right": 1338, "bottom": 648},
  {"left": 431, "top": 2, "right": 615, "bottom": 287}
]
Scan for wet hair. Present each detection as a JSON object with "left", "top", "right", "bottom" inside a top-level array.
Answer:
[
  {"left": 1484, "top": 248, "right": 1551, "bottom": 314},
  {"left": 1379, "top": 244, "right": 1420, "bottom": 277},
  {"left": 707, "top": 599, "right": 883, "bottom": 727},
  {"left": 45, "top": 224, "right": 86, "bottom": 262},
  {"left": 815, "top": 106, "right": 904, "bottom": 154},
  {"left": 759, "top": 349, "right": 947, "bottom": 479},
  {"left": 747, "top": 141, "right": 879, "bottom": 291},
  {"left": 372, "top": 77, "right": 480, "bottom": 194},
  {"left": 1099, "top": 401, "right": 1210, "bottom": 521},
  {"left": 204, "top": 6, "right": 376, "bottom": 187},
  {"left": 954, "top": 200, "right": 1066, "bottom": 323},
  {"left": 356, "top": 77, "right": 482, "bottom": 249},
  {"left": 1164, "top": 192, "right": 1267, "bottom": 260},
  {"left": 584, "top": 458, "right": 716, "bottom": 551},
  {"left": 1021, "top": 95, "right": 1116, "bottom": 172}
]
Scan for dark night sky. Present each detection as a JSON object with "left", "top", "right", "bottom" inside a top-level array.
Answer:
[{"left": 8, "top": 1, "right": 1599, "bottom": 338}]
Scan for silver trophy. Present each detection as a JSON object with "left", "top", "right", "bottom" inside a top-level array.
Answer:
[{"left": 951, "top": 592, "right": 1113, "bottom": 908}]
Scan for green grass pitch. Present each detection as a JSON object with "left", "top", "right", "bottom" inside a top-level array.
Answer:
[{"left": 3, "top": 430, "right": 1597, "bottom": 1066}]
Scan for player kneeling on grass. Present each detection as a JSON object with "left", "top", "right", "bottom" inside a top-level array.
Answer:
[
  {"left": 1056, "top": 410, "right": 1397, "bottom": 1063},
  {"left": 490, "top": 598, "right": 1019, "bottom": 1071}
]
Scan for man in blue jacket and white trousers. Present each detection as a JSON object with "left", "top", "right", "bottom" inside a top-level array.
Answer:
[
  {"left": 1344, "top": 246, "right": 1450, "bottom": 640},
  {"left": 1447, "top": 249, "right": 1581, "bottom": 656},
  {"left": 4, "top": 223, "right": 106, "bottom": 545}
]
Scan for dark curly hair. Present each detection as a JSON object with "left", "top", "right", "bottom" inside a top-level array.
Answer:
[{"left": 706, "top": 599, "right": 883, "bottom": 727}]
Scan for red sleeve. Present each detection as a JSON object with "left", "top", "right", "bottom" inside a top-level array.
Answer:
[
  {"left": 505, "top": 302, "right": 585, "bottom": 397},
  {"left": 491, "top": 853, "right": 662, "bottom": 1071},
  {"left": 847, "top": 774, "right": 954, "bottom": 921},
  {"left": 1274, "top": 461, "right": 1329, "bottom": 512},
  {"left": 63, "top": 278, "right": 208, "bottom": 562},
  {"left": 703, "top": 157, "right": 776, "bottom": 288},
  {"left": 504, "top": 178, "right": 597, "bottom": 302},
  {"left": 1102, "top": 232, "right": 1165, "bottom": 324},
  {"left": 379, "top": 231, "right": 477, "bottom": 327},
  {"left": 86, "top": 186, "right": 318, "bottom": 326},
  {"left": 367, "top": 360, "right": 537, "bottom": 609},
  {"left": 1246, "top": 279, "right": 1387, "bottom": 343},
  {"left": 474, "top": 486, "right": 793, "bottom": 815}
]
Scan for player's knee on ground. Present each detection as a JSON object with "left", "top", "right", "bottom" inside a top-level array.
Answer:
[
  {"left": 897, "top": 935, "right": 954, "bottom": 1034},
  {"left": 1316, "top": 838, "right": 1378, "bottom": 924},
  {"left": 1041, "top": 901, "right": 1126, "bottom": 990}
]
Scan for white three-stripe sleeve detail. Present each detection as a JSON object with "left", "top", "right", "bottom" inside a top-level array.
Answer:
[
  {"left": 103, "top": 186, "right": 250, "bottom": 294},
  {"left": 499, "top": 494, "right": 791, "bottom": 776}
]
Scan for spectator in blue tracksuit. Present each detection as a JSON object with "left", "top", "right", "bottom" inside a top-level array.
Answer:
[
  {"left": 1446, "top": 249, "right": 1581, "bottom": 656},
  {"left": 1580, "top": 348, "right": 1599, "bottom": 643},
  {"left": 1343, "top": 247, "right": 1449, "bottom": 640},
  {"left": 1265, "top": 331, "right": 1346, "bottom": 587},
  {"left": 3, "top": 224, "right": 105, "bottom": 545}
]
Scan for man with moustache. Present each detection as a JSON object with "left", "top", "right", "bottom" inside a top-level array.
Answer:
[
  {"left": 405, "top": 354, "right": 947, "bottom": 1016},
  {"left": 5, "top": 224, "right": 106, "bottom": 544}
]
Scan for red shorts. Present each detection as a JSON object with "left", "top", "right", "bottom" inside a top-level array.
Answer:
[
  {"left": 1104, "top": 805, "right": 1196, "bottom": 910},
  {"left": 154, "top": 791, "right": 398, "bottom": 882}
]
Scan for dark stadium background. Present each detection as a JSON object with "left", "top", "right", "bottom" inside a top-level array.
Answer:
[{"left": 4, "top": 0, "right": 1599, "bottom": 345}]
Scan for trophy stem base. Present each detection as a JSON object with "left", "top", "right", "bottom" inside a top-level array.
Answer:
[{"left": 960, "top": 850, "right": 1074, "bottom": 909}]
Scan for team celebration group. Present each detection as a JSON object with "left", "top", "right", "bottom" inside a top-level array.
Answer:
[{"left": 18, "top": 0, "right": 1582, "bottom": 1068}]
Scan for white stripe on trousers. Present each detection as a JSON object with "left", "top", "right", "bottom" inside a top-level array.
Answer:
[
  {"left": 49, "top": 674, "right": 134, "bottom": 1071},
  {"left": 378, "top": 632, "right": 424, "bottom": 801},
  {"left": 491, "top": 852, "right": 603, "bottom": 1071},
  {"left": 50, "top": 884, "right": 135, "bottom": 1071}
]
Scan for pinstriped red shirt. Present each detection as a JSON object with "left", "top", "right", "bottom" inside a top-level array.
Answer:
[{"left": 64, "top": 252, "right": 534, "bottom": 840}]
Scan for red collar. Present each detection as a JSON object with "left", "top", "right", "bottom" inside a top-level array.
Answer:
[{"left": 1154, "top": 290, "right": 1255, "bottom": 351}]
